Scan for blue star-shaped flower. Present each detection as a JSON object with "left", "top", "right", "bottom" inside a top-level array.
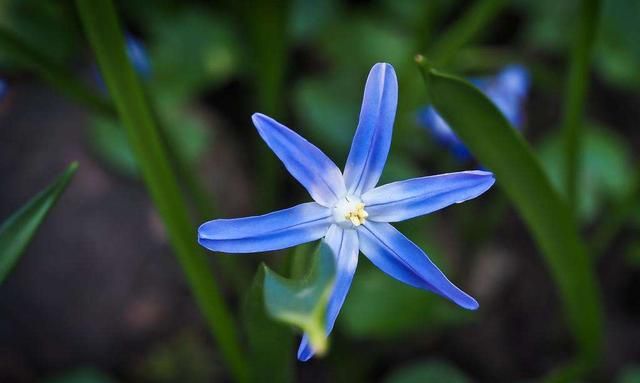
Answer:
[
  {"left": 198, "top": 63, "right": 495, "bottom": 361},
  {"left": 418, "top": 64, "right": 530, "bottom": 160}
]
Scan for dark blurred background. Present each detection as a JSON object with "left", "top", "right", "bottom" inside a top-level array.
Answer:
[{"left": 1, "top": 0, "right": 640, "bottom": 382}]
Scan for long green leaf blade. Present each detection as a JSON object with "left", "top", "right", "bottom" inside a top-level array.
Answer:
[
  {"left": 561, "top": 0, "right": 601, "bottom": 212},
  {"left": 0, "top": 162, "right": 78, "bottom": 283},
  {"left": 416, "top": 58, "right": 602, "bottom": 371},
  {"left": 74, "top": 1, "right": 247, "bottom": 381}
]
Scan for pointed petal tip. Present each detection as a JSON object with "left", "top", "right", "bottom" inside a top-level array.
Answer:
[
  {"left": 250, "top": 112, "right": 269, "bottom": 127},
  {"left": 460, "top": 295, "right": 480, "bottom": 311},
  {"left": 297, "top": 348, "right": 313, "bottom": 362}
]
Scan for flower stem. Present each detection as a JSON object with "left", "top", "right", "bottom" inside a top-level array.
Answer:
[
  {"left": 74, "top": 1, "right": 248, "bottom": 381},
  {"left": 561, "top": 0, "right": 601, "bottom": 214}
]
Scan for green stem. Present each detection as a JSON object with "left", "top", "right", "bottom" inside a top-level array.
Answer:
[
  {"left": 74, "top": 1, "right": 248, "bottom": 382},
  {"left": 561, "top": 0, "right": 601, "bottom": 213},
  {"left": 0, "top": 25, "right": 115, "bottom": 118},
  {"left": 430, "top": 0, "right": 508, "bottom": 68},
  {"left": 235, "top": 0, "right": 290, "bottom": 210}
]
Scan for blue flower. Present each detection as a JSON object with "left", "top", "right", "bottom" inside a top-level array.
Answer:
[
  {"left": 198, "top": 63, "right": 495, "bottom": 361},
  {"left": 0, "top": 78, "right": 8, "bottom": 102},
  {"left": 124, "top": 34, "right": 152, "bottom": 79},
  {"left": 418, "top": 64, "right": 530, "bottom": 160}
]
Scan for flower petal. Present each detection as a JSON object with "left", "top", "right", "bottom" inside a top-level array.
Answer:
[
  {"left": 252, "top": 113, "right": 346, "bottom": 206},
  {"left": 343, "top": 63, "right": 398, "bottom": 196},
  {"left": 362, "top": 170, "right": 495, "bottom": 222},
  {"left": 358, "top": 221, "right": 478, "bottom": 310},
  {"left": 298, "top": 225, "right": 359, "bottom": 361},
  {"left": 198, "top": 202, "right": 332, "bottom": 253}
]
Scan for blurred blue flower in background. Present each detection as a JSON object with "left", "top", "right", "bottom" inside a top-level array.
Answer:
[
  {"left": 198, "top": 63, "right": 495, "bottom": 361},
  {"left": 124, "top": 34, "right": 152, "bottom": 79},
  {"left": 418, "top": 65, "right": 530, "bottom": 160},
  {"left": 0, "top": 79, "right": 8, "bottom": 102}
]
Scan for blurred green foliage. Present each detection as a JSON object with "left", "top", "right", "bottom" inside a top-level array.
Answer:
[
  {"left": 134, "top": 330, "right": 219, "bottom": 383},
  {"left": 539, "top": 124, "right": 634, "bottom": 223},
  {"left": 43, "top": 368, "right": 116, "bottom": 383},
  {"left": 1, "top": 0, "right": 640, "bottom": 381},
  {"left": 383, "top": 360, "right": 471, "bottom": 383}
]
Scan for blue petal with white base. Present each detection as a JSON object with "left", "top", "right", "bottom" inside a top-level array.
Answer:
[
  {"left": 198, "top": 62, "right": 494, "bottom": 361},
  {"left": 198, "top": 202, "right": 332, "bottom": 253},
  {"left": 343, "top": 63, "right": 398, "bottom": 196},
  {"left": 253, "top": 113, "right": 347, "bottom": 207},
  {"left": 362, "top": 171, "right": 495, "bottom": 222}
]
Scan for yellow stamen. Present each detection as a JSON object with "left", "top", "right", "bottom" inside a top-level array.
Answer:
[{"left": 344, "top": 202, "right": 368, "bottom": 226}]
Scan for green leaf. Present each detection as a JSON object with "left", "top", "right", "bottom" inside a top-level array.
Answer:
[
  {"left": 89, "top": 102, "right": 212, "bottom": 179},
  {"left": 383, "top": 360, "right": 471, "bottom": 383},
  {"left": 244, "top": 268, "right": 294, "bottom": 383},
  {"left": 263, "top": 242, "right": 336, "bottom": 356},
  {"left": 618, "top": 366, "right": 640, "bottom": 383},
  {"left": 74, "top": 2, "right": 247, "bottom": 381},
  {"left": 147, "top": 8, "right": 239, "bottom": 103},
  {"left": 539, "top": 124, "right": 634, "bottom": 222},
  {"left": 0, "top": 162, "right": 78, "bottom": 284},
  {"left": 594, "top": 0, "right": 640, "bottom": 88},
  {"left": 417, "top": 59, "right": 603, "bottom": 368}
]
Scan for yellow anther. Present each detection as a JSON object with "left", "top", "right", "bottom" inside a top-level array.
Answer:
[{"left": 344, "top": 202, "right": 368, "bottom": 226}]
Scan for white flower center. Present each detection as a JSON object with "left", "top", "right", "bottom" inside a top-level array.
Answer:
[{"left": 332, "top": 195, "right": 368, "bottom": 229}]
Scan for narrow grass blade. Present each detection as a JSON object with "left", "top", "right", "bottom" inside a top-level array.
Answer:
[
  {"left": 416, "top": 57, "right": 603, "bottom": 371},
  {"left": 561, "top": 0, "right": 601, "bottom": 213},
  {"left": 0, "top": 163, "right": 78, "bottom": 283},
  {"left": 74, "top": 1, "right": 248, "bottom": 381}
]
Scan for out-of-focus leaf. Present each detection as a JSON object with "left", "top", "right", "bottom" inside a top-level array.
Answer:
[
  {"left": 514, "top": 0, "right": 577, "bottom": 51},
  {"left": 383, "top": 360, "right": 470, "bottom": 383},
  {"left": 322, "top": 17, "right": 413, "bottom": 71},
  {"left": 133, "top": 329, "right": 219, "bottom": 383},
  {"left": 244, "top": 267, "right": 293, "bottom": 383},
  {"left": 294, "top": 76, "right": 358, "bottom": 155},
  {"left": 147, "top": 8, "right": 239, "bottom": 103},
  {"left": 90, "top": 117, "right": 138, "bottom": 177},
  {"left": 624, "top": 241, "right": 640, "bottom": 269},
  {"left": 289, "top": 0, "right": 339, "bottom": 42},
  {"left": 0, "top": 0, "right": 78, "bottom": 68},
  {"left": 90, "top": 103, "right": 212, "bottom": 178},
  {"left": 340, "top": 266, "right": 470, "bottom": 339},
  {"left": 539, "top": 124, "right": 633, "bottom": 223},
  {"left": 417, "top": 60, "right": 602, "bottom": 368},
  {"left": 263, "top": 242, "right": 336, "bottom": 355},
  {"left": 618, "top": 366, "right": 640, "bottom": 383},
  {"left": 594, "top": 0, "right": 640, "bottom": 88},
  {"left": 43, "top": 367, "right": 116, "bottom": 383},
  {"left": 0, "top": 163, "right": 77, "bottom": 284}
]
